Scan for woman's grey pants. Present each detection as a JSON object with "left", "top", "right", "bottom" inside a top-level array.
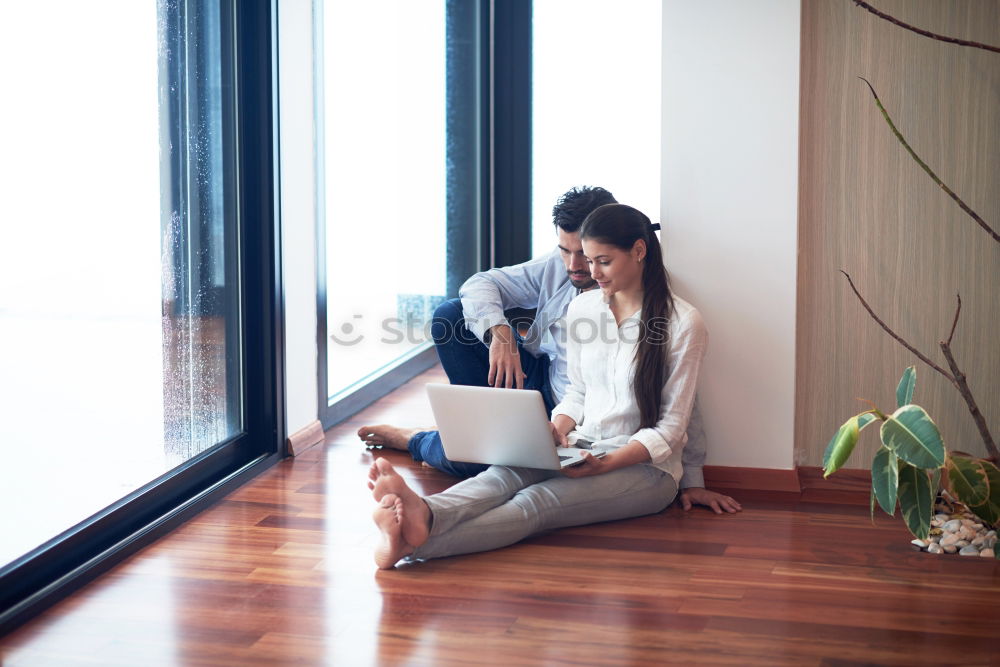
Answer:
[{"left": 410, "top": 464, "right": 678, "bottom": 560}]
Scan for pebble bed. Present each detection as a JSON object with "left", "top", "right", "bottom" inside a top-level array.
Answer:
[{"left": 910, "top": 509, "right": 997, "bottom": 558}]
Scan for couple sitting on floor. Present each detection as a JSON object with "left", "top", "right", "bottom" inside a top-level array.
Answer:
[{"left": 359, "top": 186, "right": 740, "bottom": 569}]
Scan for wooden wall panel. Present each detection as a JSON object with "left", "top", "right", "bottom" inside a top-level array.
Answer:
[{"left": 796, "top": 0, "right": 1000, "bottom": 467}]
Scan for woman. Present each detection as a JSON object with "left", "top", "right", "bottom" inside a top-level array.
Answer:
[{"left": 369, "top": 203, "right": 708, "bottom": 568}]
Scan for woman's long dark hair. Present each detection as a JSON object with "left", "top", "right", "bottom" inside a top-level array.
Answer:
[{"left": 580, "top": 204, "right": 675, "bottom": 429}]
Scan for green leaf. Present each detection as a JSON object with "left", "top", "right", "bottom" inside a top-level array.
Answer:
[
  {"left": 880, "top": 405, "right": 945, "bottom": 469},
  {"left": 966, "top": 460, "right": 1000, "bottom": 527},
  {"left": 871, "top": 447, "right": 898, "bottom": 516},
  {"left": 823, "top": 416, "right": 861, "bottom": 477},
  {"left": 897, "top": 462, "right": 934, "bottom": 540},
  {"left": 948, "top": 455, "right": 989, "bottom": 507},
  {"left": 895, "top": 366, "right": 916, "bottom": 409},
  {"left": 858, "top": 413, "right": 878, "bottom": 431}
]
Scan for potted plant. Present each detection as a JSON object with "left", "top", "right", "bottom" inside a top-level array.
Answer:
[{"left": 823, "top": 366, "right": 999, "bottom": 558}]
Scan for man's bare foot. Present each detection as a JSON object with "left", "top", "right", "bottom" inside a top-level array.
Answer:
[
  {"left": 373, "top": 494, "right": 414, "bottom": 569},
  {"left": 357, "top": 424, "right": 421, "bottom": 451},
  {"left": 367, "top": 458, "right": 431, "bottom": 547}
]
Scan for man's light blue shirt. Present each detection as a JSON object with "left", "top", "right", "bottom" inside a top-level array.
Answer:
[{"left": 459, "top": 250, "right": 577, "bottom": 402}]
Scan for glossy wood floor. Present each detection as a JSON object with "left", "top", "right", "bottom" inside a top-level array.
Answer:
[{"left": 3, "top": 366, "right": 999, "bottom": 666}]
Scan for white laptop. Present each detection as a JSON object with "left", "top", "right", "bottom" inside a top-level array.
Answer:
[{"left": 426, "top": 383, "right": 600, "bottom": 470}]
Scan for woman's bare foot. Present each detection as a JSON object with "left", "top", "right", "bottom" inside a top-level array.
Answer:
[
  {"left": 357, "top": 424, "right": 421, "bottom": 451},
  {"left": 368, "top": 458, "right": 431, "bottom": 547},
  {"left": 373, "top": 494, "right": 414, "bottom": 569}
]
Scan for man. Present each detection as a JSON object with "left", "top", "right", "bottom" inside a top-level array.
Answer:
[{"left": 360, "top": 186, "right": 740, "bottom": 514}]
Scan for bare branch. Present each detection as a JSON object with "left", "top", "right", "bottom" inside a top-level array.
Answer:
[
  {"left": 843, "top": 271, "right": 996, "bottom": 459},
  {"left": 853, "top": 1, "right": 1000, "bottom": 54},
  {"left": 859, "top": 78, "right": 1000, "bottom": 245},
  {"left": 839, "top": 270, "right": 956, "bottom": 383},
  {"left": 946, "top": 294, "right": 961, "bottom": 346},
  {"left": 939, "top": 342, "right": 1000, "bottom": 460}
]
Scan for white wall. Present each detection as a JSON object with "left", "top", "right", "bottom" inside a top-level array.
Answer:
[
  {"left": 279, "top": 0, "right": 319, "bottom": 436},
  {"left": 661, "top": 0, "right": 800, "bottom": 470}
]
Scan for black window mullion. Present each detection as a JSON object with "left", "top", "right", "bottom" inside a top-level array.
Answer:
[
  {"left": 490, "top": 0, "right": 532, "bottom": 268},
  {"left": 446, "top": 0, "right": 487, "bottom": 296}
]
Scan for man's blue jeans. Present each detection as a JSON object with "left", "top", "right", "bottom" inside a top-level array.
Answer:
[{"left": 409, "top": 298, "right": 556, "bottom": 478}]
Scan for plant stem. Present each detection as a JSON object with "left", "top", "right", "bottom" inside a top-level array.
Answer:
[
  {"left": 839, "top": 270, "right": 955, "bottom": 383},
  {"left": 852, "top": 1, "right": 1000, "bottom": 54},
  {"left": 859, "top": 78, "right": 1000, "bottom": 245},
  {"left": 939, "top": 343, "right": 1000, "bottom": 460},
  {"left": 946, "top": 294, "right": 961, "bottom": 346}
]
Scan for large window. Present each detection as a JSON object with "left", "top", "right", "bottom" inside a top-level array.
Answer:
[
  {"left": 320, "top": 1, "right": 448, "bottom": 400},
  {"left": 531, "top": 0, "right": 661, "bottom": 255},
  {"left": 0, "top": 1, "right": 165, "bottom": 566},
  {"left": 0, "top": 0, "right": 281, "bottom": 632},
  {"left": 317, "top": 0, "right": 484, "bottom": 426}
]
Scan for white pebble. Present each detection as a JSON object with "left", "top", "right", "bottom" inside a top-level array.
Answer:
[
  {"left": 956, "top": 540, "right": 970, "bottom": 548},
  {"left": 943, "top": 544, "right": 958, "bottom": 553},
  {"left": 929, "top": 535, "right": 941, "bottom": 544},
  {"left": 927, "top": 542, "right": 944, "bottom": 554},
  {"left": 943, "top": 519, "right": 962, "bottom": 533},
  {"left": 911, "top": 539, "right": 928, "bottom": 549},
  {"left": 934, "top": 513, "right": 950, "bottom": 523},
  {"left": 972, "top": 536, "right": 985, "bottom": 546},
  {"left": 959, "top": 545, "right": 980, "bottom": 556},
  {"left": 980, "top": 548, "right": 995, "bottom": 558},
  {"left": 986, "top": 535, "right": 997, "bottom": 549},
  {"left": 941, "top": 533, "right": 960, "bottom": 547}
]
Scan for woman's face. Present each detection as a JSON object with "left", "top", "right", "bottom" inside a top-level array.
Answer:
[{"left": 582, "top": 238, "right": 646, "bottom": 298}]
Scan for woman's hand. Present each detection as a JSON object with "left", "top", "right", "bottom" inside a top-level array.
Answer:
[
  {"left": 560, "top": 451, "right": 607, "bottom": 478},
  {"left": 548, "top": 422, "right": 569, "bottom": 447},
  {"left": 551, "top": 414, "right": 575, "bottom": 447},
  {"left": 679, "top": 487, "right": 742, "bottom": 514},
  {"left": 562, "top": 440, "right": 651, "bottom": 478}
]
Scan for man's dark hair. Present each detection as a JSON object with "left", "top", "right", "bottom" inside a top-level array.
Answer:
[{"left": 551, "top": 186, "right": 617, "bottom": 233}]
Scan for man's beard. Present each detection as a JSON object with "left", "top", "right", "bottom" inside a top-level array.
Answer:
[{"left": 568, "top": 272, "right": 596, "bottom": 289}]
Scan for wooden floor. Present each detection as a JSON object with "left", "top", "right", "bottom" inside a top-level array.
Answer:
[{"left": 3, "top": 365, "right": 999, "bottom": 666}]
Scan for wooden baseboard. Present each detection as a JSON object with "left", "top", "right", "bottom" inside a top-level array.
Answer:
[
  {"left": 797, "top": 466, "right": 870, "bottom": 491},
  {"left": 287, "top": 420, "right": 325, "bottom": 457},
  {"left": 703, "top": 466, "right": 801, "bottom": 493},
  {"left": 702, "top": 465, "right": 871, "bottom": 502}
]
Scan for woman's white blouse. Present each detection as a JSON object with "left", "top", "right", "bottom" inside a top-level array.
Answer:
[{"left": 550, "top": 289, "right": 708, "bottom": 482}]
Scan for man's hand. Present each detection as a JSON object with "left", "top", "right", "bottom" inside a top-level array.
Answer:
[
  {"left": 680, "top": 487, "right": 742, "bottom": 514},
  {"left": 487, "top": 324, "right": 525, "bottom": 389}
]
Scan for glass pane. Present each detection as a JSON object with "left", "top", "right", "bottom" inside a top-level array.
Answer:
[
  {"left": 322, "top": 1, "right": 447, "bottom": 400},
  {"left": 531, "top": 0, "right": 662, "bottom": 255},
  {"left": 0, "top": 0, "right": 240, "bottom": 567}
]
